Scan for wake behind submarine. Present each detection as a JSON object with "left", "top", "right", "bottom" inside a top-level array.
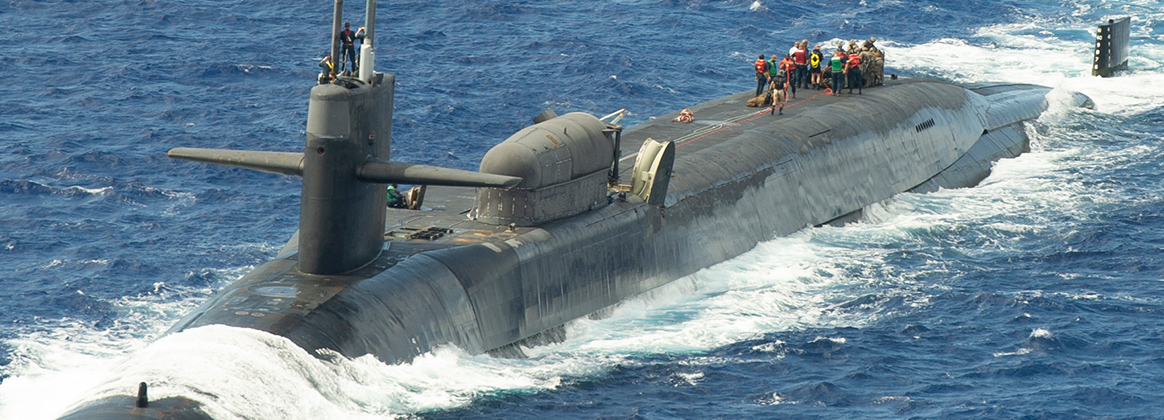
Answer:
[{"left": 58, "top": 2, "right": 1096, "bottom": 419}]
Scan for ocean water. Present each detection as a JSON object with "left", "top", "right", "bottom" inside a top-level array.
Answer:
[{"left": 2, "top": 0, "right": 1163, "bottom": 419}]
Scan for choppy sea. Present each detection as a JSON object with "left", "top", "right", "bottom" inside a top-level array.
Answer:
[{"left": 2, "top": 0, "right": 1163, "bottom": 418}]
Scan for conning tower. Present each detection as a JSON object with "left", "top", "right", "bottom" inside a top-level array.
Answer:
[{"left": 167, "top": 0, "right": 520, "bottom": 275}]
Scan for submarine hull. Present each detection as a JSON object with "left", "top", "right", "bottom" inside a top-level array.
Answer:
[{"left": 58, "top": 79, "right": 1077, "bottom": 419}]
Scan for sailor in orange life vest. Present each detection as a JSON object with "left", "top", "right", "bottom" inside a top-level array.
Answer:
[
  {"left": 779, "top": 54, "right": 797, "bottom": 99},
  {"left": 674, "top": 108, "right": 695, "bottom": 123},
  {"left": 754, "top": 55, "right": 770, "bottom": 97},
  {"left": 844, "top": 50, "right": 863, "bottom": 95}
]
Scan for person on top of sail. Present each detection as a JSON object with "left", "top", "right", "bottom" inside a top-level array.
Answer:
[
  {"left": 318, "top": 54, "right": 334, "bottom": 84},
  {"left": 339, "top": 22, "right": 358, "bottom": 73}
]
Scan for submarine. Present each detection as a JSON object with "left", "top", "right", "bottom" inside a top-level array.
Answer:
[{"left": 56, "top": 2, "right": 1096, "bottom": 419}]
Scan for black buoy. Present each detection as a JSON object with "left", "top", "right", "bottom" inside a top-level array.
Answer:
[{"left": 135, "top": 382, "right": 148, "bottom": 408}]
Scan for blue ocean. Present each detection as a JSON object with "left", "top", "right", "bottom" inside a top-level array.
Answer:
[{"left": 2, "top": 0, "right": 1163, "bottom": 418}]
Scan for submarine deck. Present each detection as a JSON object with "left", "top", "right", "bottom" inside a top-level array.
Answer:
[{"left": 385, "top": 77, "right": 926, "bottom": 236}]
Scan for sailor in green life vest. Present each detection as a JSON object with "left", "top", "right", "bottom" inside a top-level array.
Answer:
[
  {"left": 386, "top": 184, "right": 405, "bottom": 208},
  {"left": 767, "top": 54, "right": 780, "bottom": 91},
  {"left": 829, "top": 50, "right": 845, "bottom": 96}
]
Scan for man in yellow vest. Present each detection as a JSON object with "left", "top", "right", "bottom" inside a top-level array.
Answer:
[{"left": 317, "top": 55, "right": 335, "bottom": 84}]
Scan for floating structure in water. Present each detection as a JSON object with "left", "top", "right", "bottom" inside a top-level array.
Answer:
[
  {"left": 55, "top": 2, "right": 1095, "bottom": 419},
  {"left": 1092, "top": 17, "right": 1131, "bottom": 77}
]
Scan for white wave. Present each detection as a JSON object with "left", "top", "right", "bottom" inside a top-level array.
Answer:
[
  {"left": 672, "top": 371, "right": 704, "bottom": 387},
  {"left": 993, "top": 348, "right": 1033, "bottom": 357},
  {"left": 0, "top": 267, "right": 247, "bottom": 420},
  {"left": 62, "top": 185, "right": 113, "bottom": 196},
  {"left": 991, "top": 329, "right": 1054, "bottom": 358},
  {"left": 883, "top": 17, "right": 1164, "bottom": 115},
  {"left": 0, "top": 320, "right": 161, "bottom": 420},
  {"left": 1030, "top": 328, "right": 1054, "bottom": 339},
  {"left": 534, "top": 232, "right": 892, "bottom": 358},
  {"left": 19, "top": 325, "right": 600, "bottom": 420}
]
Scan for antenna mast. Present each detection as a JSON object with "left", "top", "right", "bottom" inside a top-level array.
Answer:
[
  {"left": 359, "top": 0, "right": 376, "bottom": 82},
  {"left": 328, "top": 0, "right": 343, "bottom": 76}
]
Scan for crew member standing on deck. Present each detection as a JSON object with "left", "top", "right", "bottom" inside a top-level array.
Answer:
[
  {"left": 830, "top": 50, "right": 844, "bottom": 96},
  {"left": 845, "top": 49, "right": 863, "bottom": 95},
  {"left": 769, "top": 67, "right": 788, "bottom": 115},
  {"left": 754, "top": 54, "right": 769, "bottom": 97},
  {"left": 869, "top": 40, "right": 885, "bottom": 86},
  {"left": 809, "top": 45, "right": 824, "bottom": 89},
  {"left": 835, "top": 42, "right": 847, "bottom": 88},
  {"left": 859, "top": 46, "right": 876, "bottom": 88},
  {"left": 794, "top": 40, "right": 809, "bottom": 89},
  {"left": 768, "top": 53, "right": 781, "bottom": 93},
  {"left": 779, "top": 54, "right": 797, "bottom": 99}
]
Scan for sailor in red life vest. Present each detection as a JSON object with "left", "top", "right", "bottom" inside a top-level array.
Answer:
[
  {"left": 754, "top": 55, "right": 770, "bottom": 97},
  {"left": 779, "top": 54, "right": 797, "bottom": 99},
  {"left": 844, "top": 51, "right": 863, "bottom": 95},
  {"left": 794, "top": 40, "right": 809, "bottom": 90}
]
